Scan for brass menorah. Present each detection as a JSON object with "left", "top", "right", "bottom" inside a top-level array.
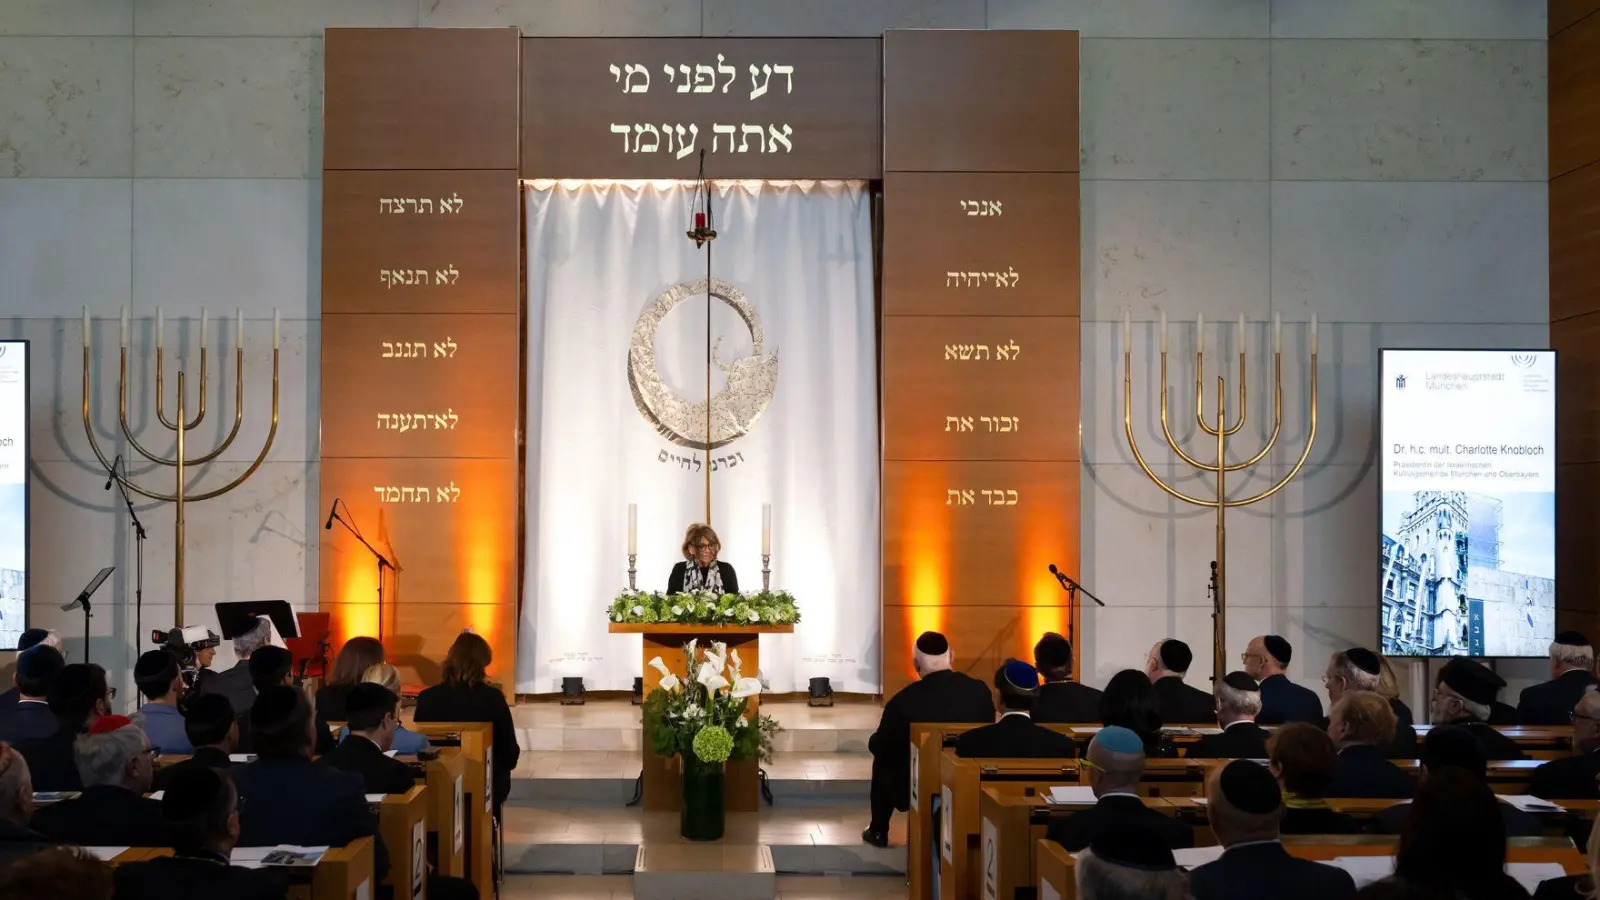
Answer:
[
  {"left": 81, "top": 307, "right": 280, "bottom": 626},
  {"left": 1122, "top": 311, "right": 1319, "bottom": 682}
]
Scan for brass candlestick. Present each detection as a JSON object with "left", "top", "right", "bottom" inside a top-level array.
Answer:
[
  {"left": 1122, "top": 314, "right": 1318, "bottom": 681},
  {"left": 82, "top": 309, "right": 280, "bottom": 626}
]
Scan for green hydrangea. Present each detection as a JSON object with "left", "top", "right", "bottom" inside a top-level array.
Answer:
[{"left": 692, "top": 725, "right": 734, "bottom": 763}]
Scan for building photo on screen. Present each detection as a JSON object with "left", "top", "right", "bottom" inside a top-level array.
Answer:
[
  {"left": 1379, "top": 349, "right": 1554, "bottom": 658},
  {"left": 0, "top": 341, "right": 26, "bottom": 649}
]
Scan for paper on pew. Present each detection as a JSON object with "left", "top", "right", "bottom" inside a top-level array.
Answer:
[
  {"left": 1331, "top": 856, "right": 1394, "bottom": 888},
  {"left": 1073, "top": 726, "right": 1103, "bottom": 733},
  {"left": 1499, "top": 795, "right": 1565, "bottom": 813},
  {"left": 1047, "top": 786, "right": 1098, "bottom": 804},
  {"left": 365, "top": 794, "right": 387, "bottom": 804},
  {"left": 147, "top": 791, "right": 163, "bottom": 801},
  {"left": 83, "top": 848, "right": 129, "bottom": 862},
  {"left": 228, "top": 754, "right": 258, "bottom": 763},
  {"left": 1506, "top": 863, "right": 1569, "bottom": 893},
  {"left": 232, "top": 846, "right": 330, "bottom": 869},
  {"left": 1172, "top": 846, "right": 1226, "bottom": 869}
]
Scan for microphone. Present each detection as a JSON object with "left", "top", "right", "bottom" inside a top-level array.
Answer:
[
  {"left": 104, "top": 454, "right": 121, "bottom": 490},
  {"left": 324, "top": 499, "right": 339, "bottom": 531},
  {"left": 1048, "top": 563, "right": 1068, "bottom": 583}
]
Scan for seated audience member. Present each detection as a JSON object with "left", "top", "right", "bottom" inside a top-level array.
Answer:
[
  {"left": 132, "top": 649, "right": 192, "bottom": 754},
  {"left": 1186, "top": 672, "right": 1270, "bottom": 759},
  {"left": 0, "top": 646, "right": 65, "bottom": 745},
  {"left": 1032, "top": 632, "right": 1102, "bottom": 724},
  {"left": 0, "top": 630, "right": 58, "bottom": 713},
  {"left": 1528, "top": 690, "right": 1600, "bottom": 801},
  {"left": 1374, "top": 654, "right": 1416, "bottom": 727},
  {"left": 1046, "top": 726, "right": 1193, "bottom": 852},
  {"left": 415, "top": 633, "right": 520, "bottom": 814},
  {"left": 1244, "top": 635, "right": 1324, "bottom": 725},
  {"left": 1324, "top": 648, "right": 1418, "bottom": 758},
  {"left": 316, "top": 637, "right": 385, "bottom": 739},
  {"left": 955, "top": 661, "right": 1075, "bottom": 759},
  {"left": 0, "top": 743, "right": 47, "bottom": 870},
  {"left": 1520, "top": 632, "right": 1600, "bottom": 726},
  {"left": 1432, "top": 658, "right": 1526, "bottom": 761},
  {"left": 1075, "top": 825, "right": 1190, "bottom": 900},
  {"left": 1189, "top": 759, "right": 1357, "bottom": 900},
  {"left": 358, "top": 663, "right": 430, "bottom": 755},
  {"left": 236, "top": 647, "right": 333, "bottom": 755},
  {"left": 1268, "top": 724, "right": 1362, "bottom": 835},
  {"left": 1532, "top": 807, "right": 1600, "bottom": 900},
  {"left": 200, "top": 615, "right": 272, "bottom": 715},
  {"left": 325, "top": 684, "right": 416, "bottom": 794},
  {"left": 1101, "top": 669, "right": 1178, "bottom": 758},
  {"left": 1369, "top": 724, "right": 1540, "bottom": 838},
  {"left": 231, "top": 686, "right": 388, "bottom": 880},
  {"left": 30, "top": 716, "right": 165, "bottom": 847},
  {"left": 153, "top": 694, "right": 238, "bottom": 792},
  {"left": 1145, "top": 639, "right": 1217, "bottom": 724},
  {"left": 860, "top": 631, "right": 993, "bottom": 847},
  {"left": 1367, "top": 768, "right": 1532, "bottom": 900},
  {"left": 112, "top": 767, "right": 287, "bottom": 900},
  {"left": 20, "top": 662, "right": 112, "bottom": 791},
  {"left": 0, "top": 846, "right": 113, "bottom": 900},
  {"left": 1325, "top": 691, "right": 1414, "bottom": 799}
]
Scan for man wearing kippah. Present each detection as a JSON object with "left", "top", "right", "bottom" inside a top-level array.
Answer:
[
  {"left": 1046, "top": 726, "right": 1192, "bottom": 852},
  {"left": 1188, "top": 760, "right": 1356, "bottom": 900},
  {"left": 1186, "top": 673, "right": 1270, "bottom": 759},
  {"left": 111, "top": 767, "right": 288, "bottom": 899},
  {"left": 30, "top": 715, "right": 166, "bottom": 847},
  {"left": 0, "top": 629, "right": 56, "bottom": 714},
  {"left": 1243, "top": 635, "right": 1323, "bottom": 725},
  {"left": 954, "top": 661, "right": 1076, "bottom": 759},
  {"left": 1322, "top": 648, "right": 1417, "bottom": 759},
  {"left": 1430, "top": 658, "right": 1526, "bottom": 761},
  {"left": 1518, "top": 631, "right": 1599, "bottom": 725},
  {"left": 862, "top": 631, "right": 994, "bottom": 848},
  {"left": 1145, "top": 639, "right": 1216, "bottom": 724},
  {"left": 1032, "top": 633, "right": 1102, "bottom": 724},
  {"left": 0, "top": 645, "right": 64, "bottom": 745}
]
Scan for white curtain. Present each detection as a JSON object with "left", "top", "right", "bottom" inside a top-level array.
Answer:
[{"left": 519, "top": 180, "right": 880, "bottom": 694}]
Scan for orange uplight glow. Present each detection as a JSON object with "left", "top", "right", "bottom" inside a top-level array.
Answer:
[
  {"left": 1021, "top": 499, "right": 1068, "bottom": 666},
  {"left": 335, "top": 555, "right": 381, "bottom": 643},
  {"left": 458, "top": 474, "right": 511, "bottom": 673},
  {"left": 897, "top": 466, "right": 950, "bottom": 679}
]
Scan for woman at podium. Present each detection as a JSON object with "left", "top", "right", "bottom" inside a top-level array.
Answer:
[{"left": 667, "top": 523, "right": 739, "bottom": 595}]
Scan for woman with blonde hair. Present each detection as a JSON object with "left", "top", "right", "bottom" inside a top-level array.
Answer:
[
  {"left": 666, "top": 523, "right": 739, "bottom": 595},
  {"left": 415, "top": 633, "right": 519, "bottom": 807},
  {"left": 334, "top": 664, "right": 432, "bottom": 756}
]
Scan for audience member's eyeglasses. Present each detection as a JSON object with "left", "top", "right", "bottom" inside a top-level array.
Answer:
[
  {"left": 1571, "top": 711, "right": 1599, "bottom": 724},
  {"left": 143, "top": 747, "right": 162, "bottom": 761},
  {"left": 1078, "top": 757, "right": 1103, "bottom": 774},
  {"left": 106, "top": 686, "right": 118, "bottom": 701}
]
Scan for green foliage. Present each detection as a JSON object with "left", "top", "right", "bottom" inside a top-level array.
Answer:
[
  {"left": 692, "top": 725, "right": 734, "bottom": 763},
  {"left": 608, "top": 589, "right": 801, "bottom": 626},
  {"left": 639, "top": 640, "right": 784, "bottom": 764}
]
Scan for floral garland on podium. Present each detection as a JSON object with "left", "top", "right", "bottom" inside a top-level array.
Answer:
[{"left": 607, "top": 588, "right": 801, "bottom": 626}]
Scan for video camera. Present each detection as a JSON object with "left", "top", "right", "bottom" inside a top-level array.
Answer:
[{"left": 151, "top": 624, "right": 220, "bottom": 671}]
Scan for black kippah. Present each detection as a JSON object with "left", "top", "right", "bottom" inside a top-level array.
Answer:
[
  {"left": 1223, "top": 671, "right": 1260, "bottom": 692},
  {"left": 1439, "top": 657, "right": 1503, "bottom": 705},
  {"left": 1557, "top": 630, "right": 1590, "bottom": 647},
  {"left": 248, "top": 645, "right": 292, "bottom": 681},
  {"left": 345, "top": 682, "right": 397, "bottom": 717},
  {"left": 250, "top": 684, "right": 301, "bottom": 729},
  {"left": 1262, "top": 635, "right": 1292, "bottom": 666},
  {"left": 1219, "top": 759, "right": 1281, "bottom": 814},
  {"left": 1345, "top": 647, "right": 1381, "bottom": 676},
  {"left": 164, "top": 766, "right": 226, "bottom": 820},
  {"left": 1034, "top": 633, "right": 1072, "bottom": 670},
  {"left": 915, "top": 631, "right": 949, "bottom": 656},
  {"left": 17, "top": 628, "right": 49, "bottom": 651},
  {"left": 16, "top": 645, "right": 64, "bottom": 681},
  {"left": 134, "top": 649, "right": 178, "bottom": 683},
  {"left": 1159, "top": 639, "right": 1193, "bottom": 673},
  {"left": 1089, "top": 825, "right": 1177, "bottom": 870}
]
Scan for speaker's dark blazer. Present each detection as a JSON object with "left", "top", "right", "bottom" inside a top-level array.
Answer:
[{"left": 667, "top": 561, "right": 739, "bottom": 595}]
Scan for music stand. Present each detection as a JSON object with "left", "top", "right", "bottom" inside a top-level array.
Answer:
[
  {"left": 214, "top": 600, "right": 300, "bottom": 642},
  {"left": 59, "top": 567, "right": 114, "bottom": 665},
  {"left": 286, "top": 611, "right": 333, "bottom": 683}
]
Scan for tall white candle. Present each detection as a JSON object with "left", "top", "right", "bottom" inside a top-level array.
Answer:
[
  {"left": 156, "top": 307, "right": 163, "bottom": 350},
  {"left": 121, "top": 307, "right": 129, "bottom": 348},
  {"left": 1236, "top": 313, "right": 1245, "bottom": 355},
  {"left": 1159, "top": 311, "right": 1168, "bottom": 355},
  {"left": 1273, "top": 312, "right": 1282, "bottom": 356},
  {"left": 1310, "top": 313, "right": 1318, "bottom": 355},
  {"left": 272, "top": 308, "right": 280, "bottom": 350},
  {"left": 200, "top": 309, "right": 208, "bottom": 349},
  {"left": 1123, "top": 310, "right": 1132, "bottom": 349},
  {"left": 627, "top": 503, "right": 637, "bottom": 555},
  {"left": 762, "top": 503, "right": 772, "bottom": 555},
  {"left": 1196, "top": 313, "right": 1204, "bottom": 356},
  {"left": 236, "top": 308, "right": 244, "bottom": 348},
  {"left": 82, "top": 307, "right": 90, "bottom": 349}
]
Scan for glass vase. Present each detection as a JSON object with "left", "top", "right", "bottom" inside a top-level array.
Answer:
[{"left": 680, "top": 755, "right": 726, "bottom": 841}]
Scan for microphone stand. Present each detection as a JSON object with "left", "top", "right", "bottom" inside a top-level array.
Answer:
[
  {"left": 1049, "top": 567, "right": 1107, "bottom": 683},
  {"left": 106, "top": 458, "right": 147, "bottom": 694},
  {"left": 329, "top": 504, "right": 394, "bottom": 643}
]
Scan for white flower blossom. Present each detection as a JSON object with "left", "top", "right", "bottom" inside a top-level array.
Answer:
[
  {"left": 730, "top": 677, "right": 762, "bottom": 699},
  {"left": 696, "top": 661, "right": 730, "bottom": 693},
  {"left": 748, "top": 610, "right": 760, "bottom": 622},
  {"left": 671, "top": 606, "right": 683, "bottom": 616},
  {"left": 647, "top": 657, "right": 672, "bottom": 678},
  {"left": 658, "top": 673, "right": 681, "bottom": 692},
  {"left": 631, "top": 605, "right": 645, "bottom": 616},
  {"left": 735, "top": 716, "right": 749, "bottom": 729}
]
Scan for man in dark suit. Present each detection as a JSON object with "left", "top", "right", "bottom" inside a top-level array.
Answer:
[
  {"left": 1145, "top": 639, "right": 1216, "bottom": 724},
  {"left": 1369, "top": 725, "right": 1540, "bottom": 837},
  {"left": 199, "top": 616, "right": 273, "bottom": 718},
  {"left": 1031, "top": 633, "right": 1102, "bottom": 724},
  {"left": 235, "top": 647, "right": 334, "bottom": 756},
  {"left": 1189, "top": 760, "right": 1357, "bottom": 900},
  {"left": 1046, "top": 726, "right": 1193, "bottom": 852},
  {"left": 1325, "top": 691, "right": 1414, "bottom": 799},
  {"left": 112, "top": 766, "right": 287, "bottom": 900},
  {"left": 1519, "top": 631, "right": 1600, "bottom": 726},
  {"left": 0, "top": 647, "right": 64, "bottom": 746},
  {"left": 30, "top": 715, "right": 167, "bottom": 847},
  {"left": 19, "top": 663, "right": 112, "bottom": 792},
  {"left": 1244, "top": 635, "right": 1323, "bottom": 725},
  {"left": 862, "top": 631, "right": 994, "bottom": 847},
  {"left": 0, "top": 743, "right": 49, "bottom": 870},
  {"left": 1322, "top": 648, "right": 1417, "bottom": 759},
  {"left": 955, "top": 661, "right": 1075, "bottom": 759},
  {"left": 153, "top": 694, "right": 238, "bottom": 793},
  {"left": 0, "top": 630, "right": 55, "bottom": 715},
  {"left": 1187, "top": 673, "right": 1271, "bottom": 759},
  {"left": 232, "top": 686, "right": 388, "bottom": 879},
  {"left": 324, "top": 684, "right": 416, "bottom": 794},
  {"left": 1431, "top": 657, "right": 1526, "bottom": 761},
  {"left": 1530, "top": 690, "right": 1600, "bottom": 800}
]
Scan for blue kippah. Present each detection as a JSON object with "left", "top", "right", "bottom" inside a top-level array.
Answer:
[
  {"left": 1003, "top": 660, "right": 1040, "bottom": 690},
  {"left": 1095, "top": 725, "right": 1144, "bottom": 754}
]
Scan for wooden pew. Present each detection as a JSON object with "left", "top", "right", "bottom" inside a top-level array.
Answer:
[
  {"left": 980, "top": 787, "right": 1181, "bottom": 900},
  {"left": 1414, "top": 725, "right": 1572, "bottom": 760},
  {"left": 909, "top": 723, "right": 986, "bottom": 900},
  {"left": 374, "top": 786, "right": 430, "bottom": 900},
  {"left": 410, "top": 722, "right": 495, "bottom": 899},
  {"left": 403, "top": 748, "right": 468, "bottom": 879},
  {"left": 137, "top": 837, "right": 377, "bottom": 900}
]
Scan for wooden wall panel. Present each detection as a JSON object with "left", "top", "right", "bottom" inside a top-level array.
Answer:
[
  {"left": 1557, "top": 463, "right": 1600, "bottom": 638},
  {"left": 1552, "top": 1, "right": 1600, "bottom": 37},
  {"left": 1551, "top": 13, "right": 1600, "bottom": 179},
  {"left": 1552, "top": 313, "right": 1600, "bottom": 464},
  {"left": 322, "top": 170, "right": 521, "bottom": 314},
  {"left": 325, "top": 29, "right": 521, "bottom": 171},
  {"left": 883, "top": 30, "right": 1079, "bottom": 173},
  {"left": 521, "top": 38, "right": 882, "bottom": 179},
  {"left": 883, "top": 317, "right": 1079, "bottom": 461},
  {"left": 321, "top": 314, "right": 520, "bottom": 458},
  {"left": 883, "top": 173, "right": 1080, "bottom": 317},
  {"left": 1551, "top": 154, "right": 1600, "bottom": 323}
]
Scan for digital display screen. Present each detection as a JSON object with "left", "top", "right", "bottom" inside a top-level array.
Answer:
[{"left": 0, "top": 341, "right": 27, "bottom": 649}]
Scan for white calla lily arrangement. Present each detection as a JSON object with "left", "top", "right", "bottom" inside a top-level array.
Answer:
[{"left": 642, "top": 639, "right": 780, "bottom": 765}]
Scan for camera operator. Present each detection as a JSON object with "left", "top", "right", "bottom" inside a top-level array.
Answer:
[{"left": 150, "top": 626, "right": 220, "bottom": 707}]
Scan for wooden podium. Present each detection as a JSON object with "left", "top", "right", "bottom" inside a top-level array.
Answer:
[{"left": 609, "top": 622, "right": 794, "bottom": 811}]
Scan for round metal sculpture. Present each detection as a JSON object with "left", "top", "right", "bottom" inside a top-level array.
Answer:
[{"left": 627, "top": 278, "right": 779, "bottom": 450}]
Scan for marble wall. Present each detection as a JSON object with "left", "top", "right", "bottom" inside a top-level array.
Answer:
[{"left": 0, "top": 1, "right": 1550, "bottom": 704}]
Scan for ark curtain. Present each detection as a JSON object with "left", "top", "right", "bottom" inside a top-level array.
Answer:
[{"left": 518, "top": 180, "right": 880, "bottom": 694}]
